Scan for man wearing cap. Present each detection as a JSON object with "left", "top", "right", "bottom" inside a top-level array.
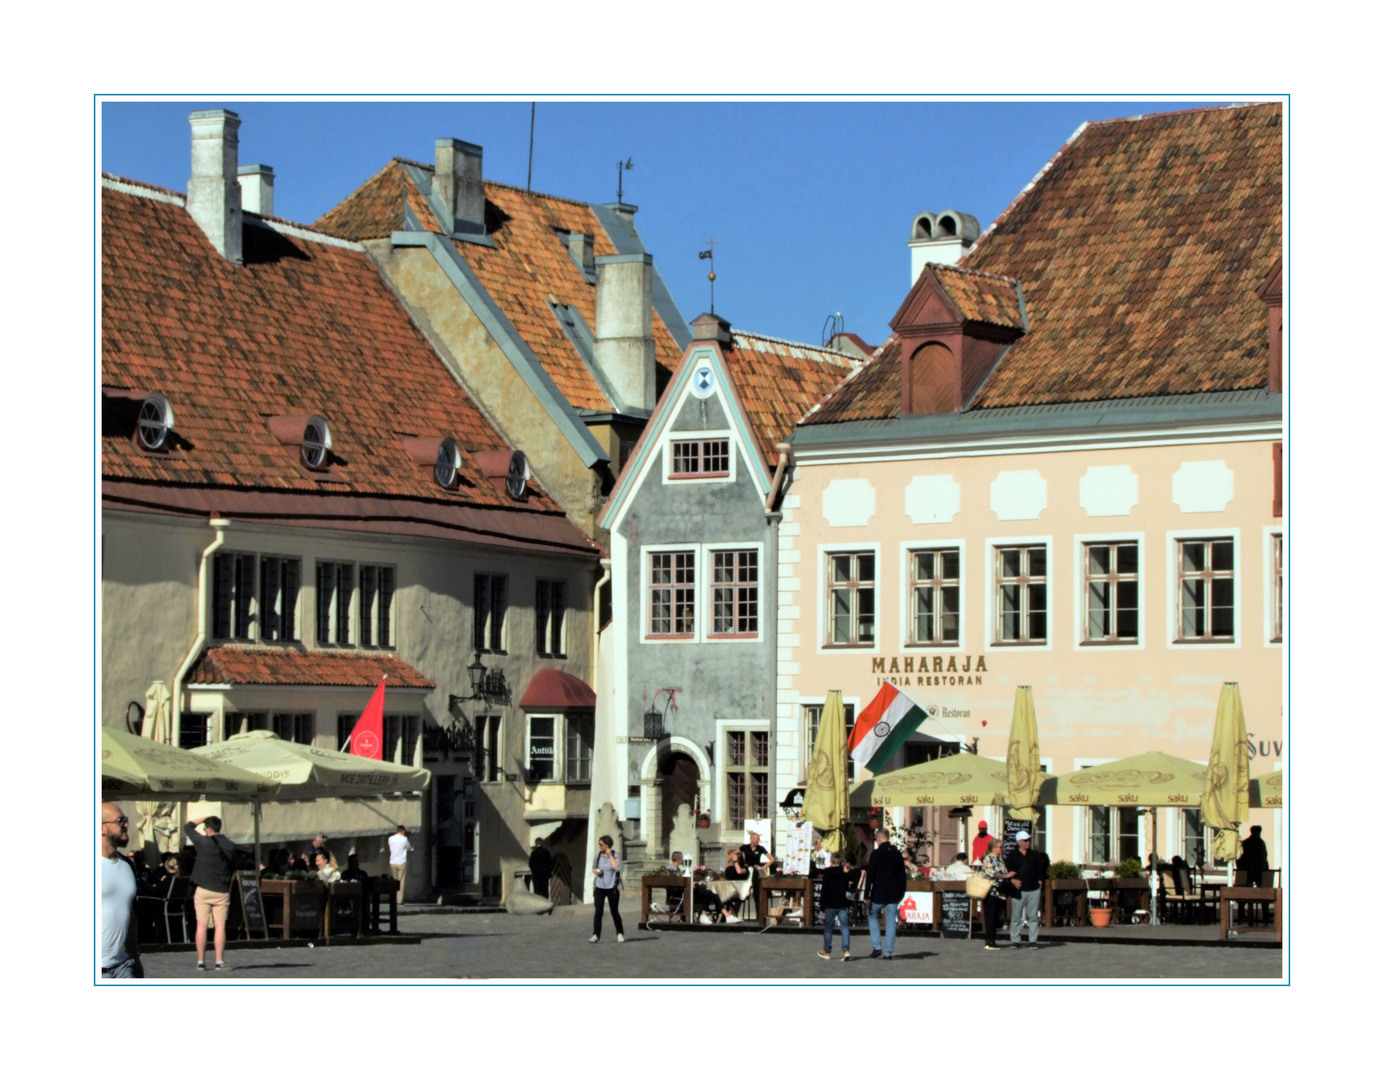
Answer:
[
  {"left": 1003, "top": 830, "right": 1049, "bottom": 947},
  {"left": 971, "top": 820, "right": 992, "bottom": 864}
]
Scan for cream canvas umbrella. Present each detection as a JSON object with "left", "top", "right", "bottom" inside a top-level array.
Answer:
[
  {"left": 136, "top": 682, "right": 175, "bottom": 852},
  {"left": 801, "top": 691, "right": 850, "bottom": 852},
  {"left": 1249, "top": 769, "right": 1283, "bottom": 809},
  {"left": 192, "top": 730, "right": 430, "bottom": 798},
  {"left": 851, "top": 754, "right": 1011, "bottom": 809},
  {"left": 1040, "top": 751, "right": 1209, "bottom": 806},
  {"left": 1006, "top": 686, "right": 1041, "bottom": 822},
  {"left": 1202, "top": 682, "right": 1250, "bottom": 865},
  {"left": 103, "top": 727, "right": 279, "bottom": 799}
]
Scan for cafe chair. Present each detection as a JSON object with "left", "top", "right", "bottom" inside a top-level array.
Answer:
[
  {"left": 161, "top": 877, "right": 195, "bottom": 944},
  {"left": 731, "top": 877, "right": 754, "bottom": 921}
]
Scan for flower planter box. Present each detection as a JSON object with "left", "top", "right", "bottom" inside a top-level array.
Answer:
[
  {"left": 641, "top": 875, "right": 692, "bottom": 926},
  {"left": 1044, "top": 879, "right": 1088, "bottom": 928}
]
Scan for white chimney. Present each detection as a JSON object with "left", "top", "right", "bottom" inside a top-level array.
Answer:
[
  {"left": 434, "top": 138, "right": 485, "bottom": 235},
  {"left": 237, "top": 164, "right": 274, "bottom": 218},
  {"left": 187, "top": 109, "right": 242, "bottom": 263},
  {"left": 908, "top": 209, "right": 980, "bottom": 282},
  {"left": 594, "top": 253, "right": 656, "bottom": 412}
]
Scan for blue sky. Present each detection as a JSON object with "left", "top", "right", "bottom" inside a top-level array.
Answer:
[{"left": 101, "top": 98, "right": 1227, "bottom": 347}]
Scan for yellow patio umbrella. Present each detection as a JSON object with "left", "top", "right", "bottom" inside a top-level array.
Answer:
[
  {"left": 851, "top": 754, "right": 1011, "bottom": 809},
  {"left": 102, "top": 727, "right": 280, "bottom": 799},
  {"left": 801, "top": 690, "right": 850, "bottom": 852},
  {"left": 191, "top": 730, "right": 430, "bottom": 798},
  {"left": 1249, "top": 769, "right": 1283, "bottom": 809},
  {"left": 1039, "top": 751, "right": 1210, "bottom": 806},
  {"left": 1202, "top": 682, "right": 1249, "bottom": 864},
  {"left": 1006, "top": 686, "right": 1041, "bottom": 821}
]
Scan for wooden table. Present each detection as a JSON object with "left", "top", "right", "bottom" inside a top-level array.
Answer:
[
  {"left": 1044, "top": 880, "right": 1089, "bottom": 927},
  {"left": 758, "top": 876, "right": 811, "bottom": 926},
  {"left": 1219, "top": 886, "right": 1282, "bottom": 941},
  {"left": 641, "top": 875, "right": 693, "bottom": 925},
  {"left": 1110, "top": 877, "right": 1152, "bottom": 923}
]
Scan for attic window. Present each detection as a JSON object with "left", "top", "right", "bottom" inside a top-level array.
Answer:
[
  {"left": 506, "top": 451, "right": 530, "bottom": 500},
  {"left": 137, "top": 391, "right": 175, "bottom": 451},
  {"left": 435, "top": 437, "right": 462, "bottom": 489},
  {"left": 302, "top": 416, "right": 332, "bottom": 471}
]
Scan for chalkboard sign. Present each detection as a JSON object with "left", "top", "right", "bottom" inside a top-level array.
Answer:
[
  {"left": 811, "top": 878, "right": 823, "bottom": 916},
  {"left": 1002, "top": 816, "right": 1034, "bottom": 860},
  {"left": 291, "top": 892, "right": 324, "bottom": 933},
  {"left": 940, "top": 890, "right": 971, "bottom": 938},
  {"left": 234, "top": 871, "right": 268, "bottom": 939}
]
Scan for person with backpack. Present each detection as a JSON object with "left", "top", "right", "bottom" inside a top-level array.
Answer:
[
  {"left": 588, "top": 834, "right": 625, "bottom": 943},
  {"left": 184, "top": 815, "right": 237, "bottom": 971}
]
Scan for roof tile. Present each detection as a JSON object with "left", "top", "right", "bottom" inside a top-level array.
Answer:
[{"left": 188, "top": 646, "right": 435, "bottom": 689}]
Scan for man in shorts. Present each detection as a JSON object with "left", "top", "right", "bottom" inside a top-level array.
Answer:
[{"left": 184, "top": 815, "right": 237, "bottom": 971}]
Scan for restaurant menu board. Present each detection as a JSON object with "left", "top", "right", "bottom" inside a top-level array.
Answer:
[
  {"left": 1002, "top": 817, "right": 1030, "bottom": 860},
  {"left": 291, "top": 893, "right": 323, "bottom": 932},
  {"left": 234, "top": 871, "right": 267, "bottom": 938},
  {"left": 782, "top": 821, "right": 812, "bottom": 875},
  {"left": 940, "top": 890, "right": 970, "bottom": 938}
]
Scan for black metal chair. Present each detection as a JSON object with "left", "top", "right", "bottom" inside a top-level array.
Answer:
[{"left": 162, "top": 877, "right": 195, "bottom": 944}]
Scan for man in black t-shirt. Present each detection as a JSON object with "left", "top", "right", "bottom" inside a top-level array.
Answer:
[
  {"left": 185, "top": 816, "right": 238, "bottom": 971},
  {"left": 816, "top": 853, "right": 855, "bottom": 961}
]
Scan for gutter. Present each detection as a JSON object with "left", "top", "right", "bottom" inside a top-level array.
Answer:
[{"left": 172, "top": 517, "right": 230, "bottom": 747}]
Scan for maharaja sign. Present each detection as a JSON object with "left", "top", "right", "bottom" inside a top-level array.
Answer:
[{"left": 872, "top": 654, "right": 987, "bottom": 687}]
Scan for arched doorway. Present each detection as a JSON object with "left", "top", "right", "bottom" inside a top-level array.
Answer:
[{"left": 659, "top": 752, "right": 700, "bottom": 856}]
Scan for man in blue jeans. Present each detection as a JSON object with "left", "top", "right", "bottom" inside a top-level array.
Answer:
[
  {"left": 816, "top": 852, "right": 855, "bottom": 961},
  {"left": 864, "top": 827, "right": 906, "bottom": 960}
]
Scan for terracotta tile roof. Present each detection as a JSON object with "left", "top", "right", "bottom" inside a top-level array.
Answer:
[
  {"left": 802, "top": 337, "right": 903, "bottom": 425},
  {"left": 188, "top": 645, "right": 435, "bottom": 689},
  {"left": 101, "top": 177, "right": 579, "bottom": 531},
  {"left": 930, "top": 265, "right": 1026, "bottom": 329},
  {"left": 316, "top": 163, "right": 683, "bottom": 413},
  {"left": 803, "top": 103, "right": 1282, "bottom": 424},
  {"left": 722, "top": 331, "right": 858, "bottom": 462}
]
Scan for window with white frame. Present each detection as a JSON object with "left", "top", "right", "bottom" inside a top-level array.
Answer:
[
  {"left": 359, "top": 565, "right": 395, "bottom": 648},
  {"left": 566, "top": 713, "right": 594, "bottom": 782},
  {"left": 725, "top": 728, "right": 770, "bottom": 830},
  {"left": 710, "top": 549, "right": 758, "bottom": 636},
  {"left": 259, "top": 557, "right": 301, "bottom": 642},
  {"left": 1177, "top": 538, "right": 1234, "bottom": 641},
  {"left": 908, "top": 548, "right": 959, "bottom": 646},
  {"left": 995, "top": 545, "right": 1046, "bottom": 644},
  {"left": 382, "top": 715, "right": 418, "bottom": 765},
  {"left": 316, "top": 560, "right": 354, "bottom": 646},
  {"left": 474, "top": 572, "right": 506, "bottom": 652},
  {"left": 1088, "top": 805, "right": 1140, "bottom": 863},
  {"left": 1181, "top": 808, "right": 1227, "bottom": 869},
  {"left": 536, "top": 579, "right": 567, "bottom": 657},
  {"left": 528, "top": 716, "right": 556, "bottom": 781},
  {"left": 649, "top": 550, "right": 696, "bottom": 637},
  {"left": 827, "top": 551, "right": 875, "bottom": 646},
  {"left": 670, "top": 437, "right": 730, "bottom": 478},
  {"left": 228, "top": 711, "right": 312, "bottom": 744},
  {"left": 1083, "top": 541, "right": 1139, "bottom": 643},
  {"left": 1272, "top": 534, "right": 1283, "bottom": 643},
  {"left": 803, "top": 703, "right": 856, "bottom": 781},
  {"left": 212, "top": 552, "right": 255, "bottom": 640},
  {"left": 179, "top": 712, "right": 211, "bottom": 750}
]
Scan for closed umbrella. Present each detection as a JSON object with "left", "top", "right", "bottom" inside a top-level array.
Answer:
[
  {"left": 1006, "top": 686, "right": 1041, "bottom": 821},
  {"left": 801, "top": 691, "right": 850, "bottom": 853},
  {"left": 137, "top": 682, "right": 175, "bottom": 854},
  {"left": 851, "top": 754, "right": 1011, "bottom": 809},
  {"left": 141, "top": 681, "right": 172, "bottom": 743},
  {"left": 1202, "top": 682, "right": 1250, "bottom": 866}
]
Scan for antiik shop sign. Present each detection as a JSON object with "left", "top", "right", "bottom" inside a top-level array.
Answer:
[{"left": 871, "top": 654, "right": 987, "bottom": 688}]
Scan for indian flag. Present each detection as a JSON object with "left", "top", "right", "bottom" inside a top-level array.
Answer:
[{"left": 849, "top": 682, "right": 930, "bottom": 773}]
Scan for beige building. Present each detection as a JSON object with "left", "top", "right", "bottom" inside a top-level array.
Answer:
[{"left": 777, "top": 104, "right": 1285, "bottom": 872}]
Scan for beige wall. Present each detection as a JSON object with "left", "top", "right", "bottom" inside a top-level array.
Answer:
[{"left": 779, "top": 437, "right": 1284, "bottom": 866}]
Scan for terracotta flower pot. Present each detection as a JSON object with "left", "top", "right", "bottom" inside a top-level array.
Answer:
[{"left": 1089, "top": 907, "right": 1113, "bottom": 928}]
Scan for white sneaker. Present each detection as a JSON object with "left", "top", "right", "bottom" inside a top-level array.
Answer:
[
  {"left": 616, "top": 933, "right": 625, "bottom": 943},
  {"left": 588, "top": 934, "right": 599, "bottom": 943},
  {"left": 699, "top": 913, "right": 714, "bottom": 924},
  {"left": 724, "top": 914, "right": 742, "bottom": 924}
]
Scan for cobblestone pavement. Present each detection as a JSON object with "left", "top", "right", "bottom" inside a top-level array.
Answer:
[{"left": 137, "top": 911, "right": 1284, "bottom": 981}]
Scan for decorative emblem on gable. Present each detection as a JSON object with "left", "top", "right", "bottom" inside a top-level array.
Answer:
[{"left": 690, "top": 363, "right": 717, "bottom": 399}]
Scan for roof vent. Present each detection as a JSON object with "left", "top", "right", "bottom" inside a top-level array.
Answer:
[
  {"left": 137, "top": 391, "right": 175, "bottom": 451},
  {"left": 301, "top": 416, "right": 332, "bottom": 470},
  {"left": 435, "top": 437, "right": 462, "bottom": 489},
  {"left": 506, "top": 451, "right": 529, "bottom": 499}
]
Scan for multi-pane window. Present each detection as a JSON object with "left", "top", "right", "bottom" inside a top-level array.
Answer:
[
  {"left": 212, "top": 552, "right": 255, "bottom": 639},
  {"left": 827, "top": 552, "right": 875, "bottom": 646},
  {"left": 566, "top": 713, "right": 594, "bottom": 783},
  {"left": 383, "top": 714, "right": 419, "bottom": 765},
  {"left": 995, "top": 545, "right": 1047, "bottom": 643},
  {"left": 259, "top": 557, "right": 301, "bottom": 642},
  {"left": 649, "top": 551, "right": 696, "bottom": 637},
  {"left": 711, "top": 550, "right": 758, "bottom": 636},
  {"left": 803, "top": 704, "right": 856, "bottom": 781},
  {"left": 1272, "top": 534, "right": 1283, "bottom": 642},
  {"left": 316, "top": 561, "right": 354, "bottom": 646},
  {"left": 528, "top": 716, "right": 556, "bottom": 781},
  {"left": 726, "top": 729, "right": 770, "bottom": 830},
  {"left": 179, "top": 712, "right": 211, "bottom": 750},
  {"left": 536, "top": 580, "right": 566, "bottom": 656},
  {"left": 1084, "top": 542, "right": 1139, "bottom": 642},
  {"left": 1177, "top": 538, "right": 1234, "bottom": 641},
  {"left": 477, "top": 715, "right": 503, "bottom": 783},
  {"left": 473, "top": 573, "right": 507, "bottom": 652},
  {"left": 1182, "top": 808, "right": 1227, "bottom": 868},
  {"left": 909, "top": 548, "right": 960, "bottom": 645},
  {"left": 670, "top": 438, "right": 730, "bottom": 477},
  {"left": 359, "top": 565, "right": 395, "bottom": 648},
  {"left": 228, "top": 711, "right": 311, "bottom": 744},
  {"left": 1089, "top": 805, "right": 1140, "bottom": 863}
]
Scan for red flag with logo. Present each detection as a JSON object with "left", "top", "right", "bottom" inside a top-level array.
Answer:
[{"left": 348, "top": 678, "right": 386, "bottom": 759}]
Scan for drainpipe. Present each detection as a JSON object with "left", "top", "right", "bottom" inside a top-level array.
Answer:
[
  {"left": 764, "top": 442, "right": 792, "bottom": 513},
  {"left": 764, "top": 443, "right": 789, "bottom": 855},
  {"left": 172, "top": 517, "right": 230, "bottom": 748},
  {"left": 593, "top": 558, "right": 610, "bottom": 689},
  {"left": 586, "top": 558, "right": 612, "bottom": 897}
]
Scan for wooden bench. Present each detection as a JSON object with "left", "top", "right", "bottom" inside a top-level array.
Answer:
[{"left": 1219, "top": 886, "right": 1281, "bottom": 940}]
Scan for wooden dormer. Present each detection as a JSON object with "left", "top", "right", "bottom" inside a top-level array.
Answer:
[{"left": 889, "top": 263, "right": 1027, "bottom": 415}]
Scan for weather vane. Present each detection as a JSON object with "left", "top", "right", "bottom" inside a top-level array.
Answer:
[
  {"left": 616, "top": 157, "right": 633, "bottom": 203},
  {"left": 699, "top": 236, "right": 717, "bottom": 314}
]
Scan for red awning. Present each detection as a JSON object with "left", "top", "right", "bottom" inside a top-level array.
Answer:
[{"left": 518, "top": 668, "right": 596, "bottom": 709}]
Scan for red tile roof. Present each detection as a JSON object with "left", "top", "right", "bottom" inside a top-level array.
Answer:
[
  {"left": 930, "top": 265, "right": 1026, "bottom": 329},
  {"left": 518, "top": 668, "right": 597, "bottom": 709},
  {"left": 803, "top": 337, "right": 903, "bottom": 425},
  {"left": 803, "top": 103, "right": 1282, "bottom": 424},
  {"left": 101, "top": 177, "right": 590, "bottom": 552},
  {"left": 187, "top": 646, "right": 435, "bottom": 689},
  {"left": 315, "top": 163, "right": 683, "bottom": 412}
]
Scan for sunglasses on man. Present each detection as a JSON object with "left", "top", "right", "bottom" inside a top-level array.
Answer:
[{"left": 103, "top": 816, "right": 129, "bottom": 827}]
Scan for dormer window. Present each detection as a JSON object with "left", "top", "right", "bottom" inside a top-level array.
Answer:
[
  {"left": 137, "top": 391, "right": 175, "bottom": 451},
  {"left": 301, "top": 416, "right": 332, "bottom": 470},
  {"left": 435, "top": 438, "right": 462, "bottom": 489}
]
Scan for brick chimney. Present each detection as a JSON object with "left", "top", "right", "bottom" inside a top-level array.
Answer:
[
  {"left": 908, "top": 209, "right": 980, "bottom": 282},
  {"left": 434, "top": 138, "right": 485, "bottom": 235},
  {"left": 593, "top": 253, "right": 655, "bottom": 412},
  {"left": 237, "top": 164, "right": 274, "bottom": 217},
  {"left": 187, "top": 109, "right": 242, "bottom": 263}
]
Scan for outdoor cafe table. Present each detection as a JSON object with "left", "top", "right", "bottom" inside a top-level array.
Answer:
[
  {"left": 642, "top": 875, "right": 694, "bottom": 925},
  {"left": 1219, "top": 886, "right": 1282, "bottom": 941},
  {"left": 758, "top": 875, "right": 812, "bottom": 926},
  {"left": 1044, "top": 879, "right": 1090, "bottom": 927}
]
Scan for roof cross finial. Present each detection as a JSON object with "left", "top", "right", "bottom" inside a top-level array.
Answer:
[{"left": 698, "top": 236, "right": 717, "bottom": 314}]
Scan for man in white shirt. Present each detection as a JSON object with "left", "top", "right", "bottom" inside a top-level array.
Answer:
[
  {"left": 100, "top": 802, "right": 142, "bottom": 978},
  {"left": 388, "top": 826, "right": 413, "bottom": 901}
]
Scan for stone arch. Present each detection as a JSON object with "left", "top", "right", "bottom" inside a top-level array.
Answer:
[{"left": 638, "top": 736, "right": 714, "bottom": 852}]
